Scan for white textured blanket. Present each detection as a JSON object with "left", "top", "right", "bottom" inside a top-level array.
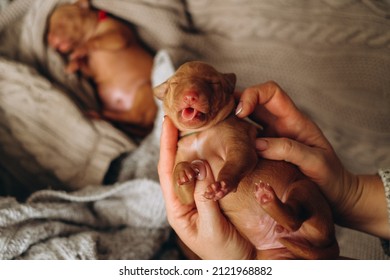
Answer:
[
  {"left": 0, "top": 0, "right": 389, "bottom": 260},
  {"left": 0, "top": 180, "right": 168, "bottom": 259}
]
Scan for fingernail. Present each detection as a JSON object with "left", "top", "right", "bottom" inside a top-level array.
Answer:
[
  {"left": 235, "top": 101, "right": 243, "bottom": 115},
  {"left": 255, "top": 139, "right": 268, "bottom": 151},
  {"left": 191, "top": 160, "right": 206, "bottom": 180}
]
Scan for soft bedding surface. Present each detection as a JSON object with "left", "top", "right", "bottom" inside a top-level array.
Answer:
[{"left": 0, "top": 0, "right": 389, "bottom": 259}]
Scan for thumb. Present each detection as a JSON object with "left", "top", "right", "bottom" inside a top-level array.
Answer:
[
  {"left": 255, "top": 137, "right": 327, "bottom": 183},
  {"left": 190, "top": 160, "right": 223, "bottom": 218}
]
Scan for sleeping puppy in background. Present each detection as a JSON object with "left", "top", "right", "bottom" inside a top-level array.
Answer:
[
  {"left": 47, "top": 0, "right": 157, "bottom": 137},
  {"left": 154, "top": 61, "right": 339, "bottom": 259}
]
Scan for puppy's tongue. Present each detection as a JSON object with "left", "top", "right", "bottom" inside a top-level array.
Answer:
[{"left": 182, "top": 107, "right": 198, "bottom": 120}]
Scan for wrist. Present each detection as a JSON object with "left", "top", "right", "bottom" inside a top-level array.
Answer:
[
  {"left": 330, "top": 170, "right": 358, "bottom": 225},
  {"left": 336, "top": 172, "right": 389, "bottom": 238}
]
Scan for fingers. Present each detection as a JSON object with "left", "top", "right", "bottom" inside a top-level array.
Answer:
[
  {"left": 191, "top": 160, "right": 224, "bottom": 220},
  {"left": 255, "top": 137, "right": 331, "bottom": 184},
  {"left": 158, "top": 116, "right": 179, "bottom": 205},
  {"left": 256, "top": 137, "right": 309, "bottom": 163},
  {"left": 236, "top": 81, "right": 298, "bottom": 121},
  {"left": 235, "top": 81, "right": 328, "bottom": 146}
]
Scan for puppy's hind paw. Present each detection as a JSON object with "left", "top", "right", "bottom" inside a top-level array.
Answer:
[
  {"left": 204, "top": 181, "right": 229, "bottom": 201},
  {"left": 254, "top": 181, "right": 276, "bottom": 205}
]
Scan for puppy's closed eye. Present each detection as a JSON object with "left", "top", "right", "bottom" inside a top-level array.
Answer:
[{"left": 210, "top": 81, "right": 221, "bottom": 86}]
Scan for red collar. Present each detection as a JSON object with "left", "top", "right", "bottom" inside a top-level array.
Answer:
[{"left": 98, "top": 10, "right": 108, "bottom": 22}]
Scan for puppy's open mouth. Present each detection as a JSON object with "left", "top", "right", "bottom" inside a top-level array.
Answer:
[{"left": 181, "top": 107, "right": 206, "bottom": 121}]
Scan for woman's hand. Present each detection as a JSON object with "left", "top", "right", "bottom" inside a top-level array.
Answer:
[
  {"left": 158, "top": 116, "right": 255, "bottom": 259},
  {"left": 235, "top": 81, "right": 389, "bottom": 239}
]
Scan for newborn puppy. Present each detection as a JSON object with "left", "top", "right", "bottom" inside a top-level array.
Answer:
[
  {"left": 155, "top": 61, "right": 339, "bottom": 259},
  {"left": 47, "top": 0, "right": 157, "bottom": 136}
]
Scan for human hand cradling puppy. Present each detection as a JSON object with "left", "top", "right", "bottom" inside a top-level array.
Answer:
[
  {"left": 235, "top": 82, "right": 390, "bottom": 239},
  {"left": 157, "top": 62, "right": 339, "bottom": 259}
]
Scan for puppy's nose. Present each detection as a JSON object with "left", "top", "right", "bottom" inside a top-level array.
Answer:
[{"left": 183, "top": 90, "right": 198, "bottom": 104}]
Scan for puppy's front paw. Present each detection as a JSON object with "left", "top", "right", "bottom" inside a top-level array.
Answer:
[
  {"left": 204, "top": 181, "right": 229, "bottom": 201},
  {"left": 174, "top": 162, "right": 199, "bottom": 205},
  {"left": 254, "top": 181, "right": 276, "bottom": 205},
  {"left": 176, "top": 165, "right": 197, "bottom": 186}
]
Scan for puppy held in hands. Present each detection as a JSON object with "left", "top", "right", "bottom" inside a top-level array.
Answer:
[
  {"left": 47, "top": 0, "right": 157, "bottom": 137},
  {"left": 154, "top": 61, "right": 339, "bottom": 259}
]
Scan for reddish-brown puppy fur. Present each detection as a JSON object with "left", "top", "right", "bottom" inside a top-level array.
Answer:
[
  {"left": 155, "top": 61, "right": 339, "bottom": 259},
  {"left": 47, "top": 0, "right": 156, "bottom": 136}
]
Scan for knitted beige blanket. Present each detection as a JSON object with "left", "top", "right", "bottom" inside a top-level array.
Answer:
[{"left": 0, "top": 0, "right": 389, "bottom": 259}]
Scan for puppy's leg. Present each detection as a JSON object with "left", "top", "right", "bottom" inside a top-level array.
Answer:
[
  {"left": 282, "top": 180, "right": 337, "bottom": 246},
  {"left": 206, "top": 143, "right": 257, "bottom": 201},
  {"left": 173, "top": 161, "right": 198, "bottom": 204},
  {"left": 281, "top": 180, "right": 339, "bottom": 259},
  {"left": 256, "top": 180, "right": 339, "bottom": 259},
  {"left": 255, "top": 181, "right": 305, "bottom": 232}
]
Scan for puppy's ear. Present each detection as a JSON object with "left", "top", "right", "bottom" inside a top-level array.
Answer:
[
  {"left": 223, "top": 73, "right": 236, "bottom": 94},
  {"left": 153, "top": 81, "right": 169, "bottom": 100},
  {"left": 76, "top": 0, "right": 90, "bottom": 9}
]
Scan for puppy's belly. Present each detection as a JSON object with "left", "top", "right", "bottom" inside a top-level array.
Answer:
[
  {"left": 89, "top": 48, "right": 152, "bottom": 80},
  {"left": 222, "top": 188, "right": 310, "bottom": 253},
  {"left": 231, "top": 208, "right": 286, "bottom": 250},
  {"left": 220, "top": 159, "right": 309, "bottom": 253}
]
